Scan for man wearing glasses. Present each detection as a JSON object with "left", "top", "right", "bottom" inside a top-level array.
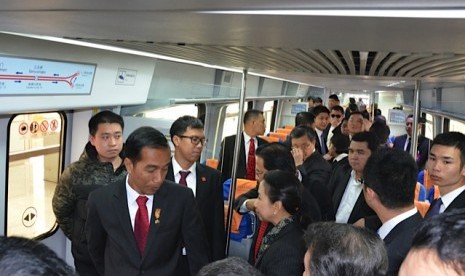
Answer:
[
  {"left": 325, "top": 105, "right": 345, "bottom": 150},
  {"left": 167, "top": 115, "right": 225, "bottom": 273},
  {"left": 290, "top": 125, "right": 334, "bottom": 221}
]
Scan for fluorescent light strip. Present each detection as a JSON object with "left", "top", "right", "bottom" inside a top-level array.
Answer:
[
  {"left": 200, "top": 9, "right": 465, "bottom": 19},
  {"left": 2, "top": 32, "right": 311, "bottom": 86}
]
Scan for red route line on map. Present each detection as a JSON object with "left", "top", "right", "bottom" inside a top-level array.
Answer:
[{"left": 0, "top": 72, "right": 79, "bottom": 87}]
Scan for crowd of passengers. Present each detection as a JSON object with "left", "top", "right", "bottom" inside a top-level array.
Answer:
[{"left": 3, "top": 95, "right": 464, "bottom": 276}]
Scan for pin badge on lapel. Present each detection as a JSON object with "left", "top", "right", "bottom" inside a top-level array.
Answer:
[
  {"left": 201, "top": 176, "right": 207, "bottom": 183},
  {"left": 154, "top": 208, "right": 161, "bottom": 224}
]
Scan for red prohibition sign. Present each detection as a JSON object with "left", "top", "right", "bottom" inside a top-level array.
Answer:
[
  {"left": 40, "top": 120, "right": 49, "bottom": 132},
  {"left": 50, "top": 119, "right": 59, "bottom": 131},
  {"left": 19, "top": 122, "right": 28, "bottom": 135}
]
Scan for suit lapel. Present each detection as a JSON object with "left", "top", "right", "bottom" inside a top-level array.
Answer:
[
  {"left": 445, "top": 189, "right": 465, "bottom": 211},
  {"left": 166, "top": 162, "right": 175, "bottom": 182},
  {"left": 333, "top": 169, "right": 352, "bottom": 210},
  {"left": 195, "top": 164, "right": 208, "bottom": 203},
  {"left": 383, "top": 212, "right": 422, "bottom": 244},
  {"left": 112, "top": 180, "right": 140, "bottom": 256}
]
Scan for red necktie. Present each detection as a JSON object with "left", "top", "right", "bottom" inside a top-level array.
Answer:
[
  {"left": 134, "top": 196, "right": 149, "bottom": 255},
  {"left": 246, "top": 138, "right": 256, "bottom": 180},
  {"left": 179, "top": 171, "right": 190, "bottom": 186},
  {"left": 254, "top": 221, "right": 269, "bottom": 262}
]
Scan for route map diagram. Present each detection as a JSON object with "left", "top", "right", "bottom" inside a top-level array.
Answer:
[{"left": 0, "top": 56, "right": 96, "bottom": 95}]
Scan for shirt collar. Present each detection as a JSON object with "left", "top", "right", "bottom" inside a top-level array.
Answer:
[
  {"left": 441, "top": 185, "right": 465, "bottom": 210},
  {"left": 172, "top": 157, "right": 196, "bottom": 177},
  {"left": 334, "top": 153, "right": 348, "bottom": 162},
  {"left": 243, "top": 132, "right": 254, "bottom": 144},
  {"left": 378, "top": 207, "right": 417, "bottom": 239},
  {"left": 126, "top": 175, "right": 154, "bottom": 201}
]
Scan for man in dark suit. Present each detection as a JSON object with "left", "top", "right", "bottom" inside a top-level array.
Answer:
[
  {"left": 218, "top": 109, "right": 267, "bottom": 182},
  {"left": 329, "top": 132, "right": 377, "bottom": 224},
  {"left": 312, "top": 105, "right": 331, "bottom": 155},
  {"left": 290, "top": 125, "right": 334, "bottom": 221},
  {"left": 86, "top": 127, "right": 210, "bottom": 276},
  {"left": 424, "top": 132, "right": 465, "bottom": 217},
  {"left": 393, "top": 114, "right": 431, "bottom": 171},
  {"left": 363, "top": 148, "right": 423, "bottom": 276},
  {"left": 166, "top": 115, "right": 225, "bottom": 265},
  {"left": 324, "top": 105, "right": 344, "bottom": 152}
]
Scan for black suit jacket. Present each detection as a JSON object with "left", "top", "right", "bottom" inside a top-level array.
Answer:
[
  {"left": 383, "top": 212, "right": 423, "bottom": 276},
  {"left": 218, "top": 133, "right": 267, "bottom": 183},
  {"left": 393, "top": 134, "right": 431, "bottom": 171},
  {"left": 86, "top": 179, "right": 210, "bottom": 276},
  {"left": 255, "top": 220, "right": 305, "bottom": 276},
  {"left": 329, "top": 164, "right": 375, "bottom": 223},
  {"left": 166, "top": 162, "right": 226, "bottom": 261},
  {"left": 298, "top": 152, "right": 334, "bottom": 221},
  {"left": 425, "top": 189, "right": 465, "bottom": 217}
]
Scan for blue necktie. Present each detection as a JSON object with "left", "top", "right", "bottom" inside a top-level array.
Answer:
[{"left": 425, "top": 198, "right": 443, "bottom": 218}]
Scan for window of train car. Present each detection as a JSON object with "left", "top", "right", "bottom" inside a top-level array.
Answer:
[
  {"left": 144, "top": 104, "right": 198, "bottom": 120},
  {"left": 222, "top": 103, "right": 243, "bottom": 140},
  {"left": 222, "top": 102, "right": 273, "bottom": 140},
  {"left": 449, "top": 118, "right": 465, "bottom": 134},
  {"left": 425, "top": 114, "right": 434, "bottom": 140},
  {"left": 7, "top": 112, "right": 65, "bottom": 238},
  {"left": 263, "top": 101, "right": 274, "bottom": 131}
]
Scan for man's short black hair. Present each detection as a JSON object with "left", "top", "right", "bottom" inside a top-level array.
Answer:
[
  {"left": 312, "top": 105, "right": 330, "bottom": 117},
  {"left": 330, "top": 133, "right": 350, "bottom": 155},
  {"left": 304, "top": 222, "right": 388, "bottom": 276},
  {"left": 197, "top": 256, "right": 263, "bottom": 276},
  {"left": 125, "top": 126, "right": 170, "bottom": 164},
  {"left": 363, "top": 148, "right": 417, "bottom": 209},
  {"left": 410, "top": 208, "right": 465, "bottom": 274},
  {"left": 329, "top": 94, "right": 340, "bottom": 102},
  {"left": 295, "top": 112, "right": 315, "bottom": 127},
  {"left": 290, "top": 125, "right": 317, "bottom": 142},
  {"left": 351, "top": 131, "right": 380, "bottom": 153},
  {"left": 0, "top": 236, "right": 75, "bottom": 276},
  {"left": 88, "top": 110, "right": 124, "bottom": 136},
  {"left": 169, "top": 115, "right": 204, "bottom": 143}
]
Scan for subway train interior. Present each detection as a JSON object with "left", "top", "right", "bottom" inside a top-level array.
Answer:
[{"left": 2, "top": 0, "right": 465, "bottom": 269}]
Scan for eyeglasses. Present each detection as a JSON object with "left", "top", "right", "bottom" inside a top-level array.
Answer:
[
  {"left": 331, "top": 114, "right": 342, "bottom": 118},
  {"left": 292, "top": 144, "right": 312, "bottom": 150},
  {"left": 179, "top": 135, "right": 207, "bottom": 145}
]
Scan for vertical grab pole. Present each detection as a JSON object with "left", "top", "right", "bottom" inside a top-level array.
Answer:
[
  {"left": 224, "top": 69, "right": 248, "bottom": 256},
  {"left": 411, "top": 80, "right": 421, "bottom": 159}
]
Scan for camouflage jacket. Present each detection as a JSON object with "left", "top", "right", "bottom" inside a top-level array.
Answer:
[{"left": 52, "top": 142, "right": 127, "bottom": 240}]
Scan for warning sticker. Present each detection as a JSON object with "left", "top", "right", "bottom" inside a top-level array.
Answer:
[
  {"left": 50, "top": 119, "right": 59, "bottom": 131},
  {"left": 19, "top": 122, "right": 28, "bottom": 135},
  {"left": 30, "top": 121, "right": 39, "bottom": 134},
  {"left": 40, "top": 120, "right": 49, "bottom": 132}
]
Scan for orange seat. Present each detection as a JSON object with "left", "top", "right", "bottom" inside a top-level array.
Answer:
[
  {"left": 259, "top": 135, "right": 280, "bottom": 143},
  {"left": 269, "top": 132, "right": 288, "bottom": 140},
  {"left": 206, "top": 158, "right": 219, "bottom": 169},
  {"left": 276, "top": 128, "right": 292, "bottom": 134},
  {"left": 415, "top": 200, "right": 431, "bottom": 217},
  {"left": 224, "top": 178, "right": 257, "bottom": 234},
  {"left": 284, "top": 125, "right": 294, "bottom": 129}
]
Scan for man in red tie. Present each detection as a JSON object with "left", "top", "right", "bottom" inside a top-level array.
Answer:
[
  {"left": 166, "top": 115, "right": 225, "bottom": 272},
  {"left": 218, "top": 109, "right": 267, "bottom": 183},
  {"left": 86, "top": 126, "right": 210, "bottom": 275}
]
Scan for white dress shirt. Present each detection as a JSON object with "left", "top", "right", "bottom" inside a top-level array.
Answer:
[
  {"left": 172, "top": 158, "right": 197, "bottom": 197},
  {"left": 335, "top": 170, "right": 363, "bottom": 223},
  {"left": 440, "top": 185, "right": 465, "bottom": 213},
  {"left": 126, "top": 175, "right": 154, "bottom": 230}
]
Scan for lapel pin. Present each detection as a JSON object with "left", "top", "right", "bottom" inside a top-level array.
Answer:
[{"left": 154, "top": 208, "right": 161, "bottom": 224}]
